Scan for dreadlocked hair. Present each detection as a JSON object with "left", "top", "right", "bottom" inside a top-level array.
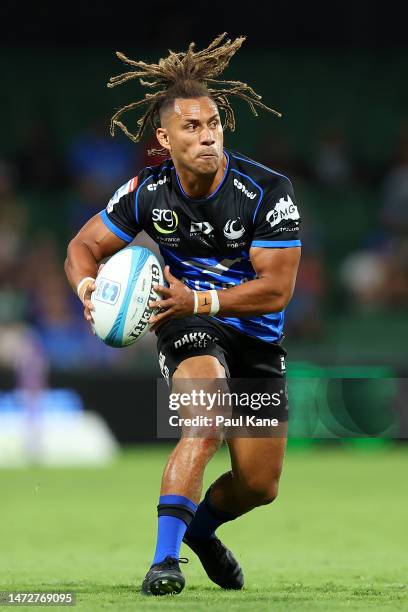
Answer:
[{"left": 107, "top": 33, "right": 281, "bottom": 154}]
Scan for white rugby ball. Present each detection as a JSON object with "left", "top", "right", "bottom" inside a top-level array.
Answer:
[{"left": 91, "top": 246, "right": 163, "bottom": 347}]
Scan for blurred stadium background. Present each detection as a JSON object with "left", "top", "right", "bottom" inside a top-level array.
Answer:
[{"left": 1, "top": 3, "right": 407, "bottom": 609}]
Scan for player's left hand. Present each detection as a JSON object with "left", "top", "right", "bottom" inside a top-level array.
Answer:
[{"left": 148, "top": 265, "right": 194, "bottom": 331}]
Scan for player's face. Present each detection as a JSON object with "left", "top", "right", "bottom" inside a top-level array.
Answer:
[{"left": 157, "top": 97, "right": 224, "bottom": 175}]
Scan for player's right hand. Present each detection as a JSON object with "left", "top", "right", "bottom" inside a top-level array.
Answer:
[
  {"left": 79, "top": 279, "right": 96, "bottom": 325},
  {"left": 78, "top": 264, "right": 104, "bottom": 329}
]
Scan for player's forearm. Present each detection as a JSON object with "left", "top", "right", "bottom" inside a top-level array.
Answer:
[
  {"left": 216, "top": 277, "right": 292, "bottom": 316},
  {"left": 64, "top": 239, "right": 99, "bottom": 294}
]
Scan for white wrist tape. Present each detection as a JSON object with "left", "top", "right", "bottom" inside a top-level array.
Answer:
[
  {"left": 77, "top": 276, "right": 95, "bottom": 302},
  {"left": 193, "top": 290, "right": 199, "bottom": 314},
  {"left": 209, "top": 290, "right": 220, "bottom": 315}
]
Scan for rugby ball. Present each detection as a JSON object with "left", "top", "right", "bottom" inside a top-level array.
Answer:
[{"left": 90, "top": 246, "right": 163, "bottom": 347}]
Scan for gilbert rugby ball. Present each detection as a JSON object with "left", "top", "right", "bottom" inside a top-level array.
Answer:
[{"left": 91, "top": 246, "right": 163, "bottom": 347}]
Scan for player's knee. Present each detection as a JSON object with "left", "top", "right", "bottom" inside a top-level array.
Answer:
[
  {"left": 194, "top": 436, "right": 223, "bottom": 459},
  {"left": 242, "top": 477, "right": 279, "bottom": 507},
  {"left": 178, "top": 436, "right": 222, "bottom": 464}
]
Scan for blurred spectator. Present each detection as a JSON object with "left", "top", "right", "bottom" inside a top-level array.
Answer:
[
  {"left": 340, "top": 245, "right": 408, "bottom": 311},
  {"left": 65, "top": 176, "right": 110, "bottom": 232},
  {"left": 17, "top": 234, "right": 116, "bottom": 370},
  {"left": 380, "top": 119, "right": 408, "bottom": 235},
  {"left": 340, "top": 251, "right": 388, "bottom": 310},
  {"left": 285, "top": 199, "right": 326, "bottom": 338},
  {"left": 67, "top": 116, "right": 142, "bottom": 190},
  {"left": 342, "top": 120, "right": 408, "bottom": 310},
  {"left": 0, "top": 323, "right": 33, "bottom": 369},
  {"left": 33, "top": 273, "right": 93, "bottom": 370},
  {"left": 286, "top": 251, "right": 326, "bottom": 339},
  {"left": 65, "top": 117, "right": 143, "bottom": 231},
  {"left": 0, "top": 160, "right": 27, "bottom": 269},
  {"left": 382, "top": 240, "right": 408, "bottom": 306},
  {"left": 313, "top": 126, "right": 352, "bottom": 187},
  {"left": 0, "top": 160, "right": 29, "bottom": 323}
]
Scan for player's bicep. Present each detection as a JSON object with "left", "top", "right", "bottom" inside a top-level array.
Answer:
[
  {"left": 250, "top": 245, "right": 301, "bottom": 302},
  {"left": 73, "top": 213, "right": 129, "bottom": 261}
]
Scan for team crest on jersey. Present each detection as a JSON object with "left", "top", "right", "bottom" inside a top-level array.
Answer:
[
  {"left": 266, "top": 195, "right": 299, "bottom": 228},
  {"left": 106, "top": 177, "right": 139, "bottom": 213},
  {"left": 223, "top": 218, "right": 245, "bottom": 240}
]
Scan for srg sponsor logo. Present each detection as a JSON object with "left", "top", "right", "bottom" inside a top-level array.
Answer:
[{"left": 152, "top": 209, "right": 179, "bottom": 234}]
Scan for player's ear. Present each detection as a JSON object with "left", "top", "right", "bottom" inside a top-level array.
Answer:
[{"left": 156, "top": 128, "right": 171, "bottom": 153}]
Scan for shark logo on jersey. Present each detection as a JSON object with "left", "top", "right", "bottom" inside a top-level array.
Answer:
[
  {"left": 190, "top": 221, "right": 214, "bottom": 235},
  {"left": 223, "top": 218, "right": 245, "bottom": 240},
  {"left": 266, "top": 195, "right": 299, "bottom": 228}
]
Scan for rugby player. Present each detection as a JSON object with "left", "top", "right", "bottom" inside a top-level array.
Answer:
[{"left": 65, "top": 34, "right": 301, "bottom": 596}]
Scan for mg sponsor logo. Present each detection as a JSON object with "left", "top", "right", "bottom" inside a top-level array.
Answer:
[
  {"left": 233, "top": 178, "right": 257, "bottom": 199},
  {"left": 266, "top": 195, "right": 299, "bottom": 228}
]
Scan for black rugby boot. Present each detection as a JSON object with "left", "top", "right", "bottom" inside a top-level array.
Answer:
[
  {"left": 183, "top": 534, "right": 244, "bottom": 590},
  {"left": 141, "top": 556, "right": 188, "bottom": 596}
]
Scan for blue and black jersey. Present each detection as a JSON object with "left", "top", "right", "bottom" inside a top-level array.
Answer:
[{"left": 100, "top": 149, "right": 301, "bottom": 343}]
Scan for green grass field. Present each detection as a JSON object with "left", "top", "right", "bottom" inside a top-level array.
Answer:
[{"left": 1, "top": 443, "right": 407, "bottom": 610}]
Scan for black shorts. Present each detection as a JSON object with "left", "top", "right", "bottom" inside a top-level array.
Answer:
[{"left": 156, "top": 315, "right": 288, "bottom": 421}]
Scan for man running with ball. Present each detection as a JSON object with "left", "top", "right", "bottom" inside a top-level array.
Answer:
[{"left": 65, "top": 33, "right": 301, "bottom": 596}]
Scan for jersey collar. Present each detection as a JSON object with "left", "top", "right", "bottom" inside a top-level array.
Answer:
[{"left": 174, "top": 150, "right": 230, "bottom": 203}]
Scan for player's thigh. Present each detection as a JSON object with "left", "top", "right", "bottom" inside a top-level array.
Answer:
[
  {"left": 172, "top": 355, "right": 228, "bottom": 442},
  {"left": 156, "top": 315, "right": 231, "bottom": 381},
  {"left": 174, "top": 355, "right": 226, "bottom": 379},
  {"left": 227, "top": 429, "right": 287, "bottom": 494}
]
